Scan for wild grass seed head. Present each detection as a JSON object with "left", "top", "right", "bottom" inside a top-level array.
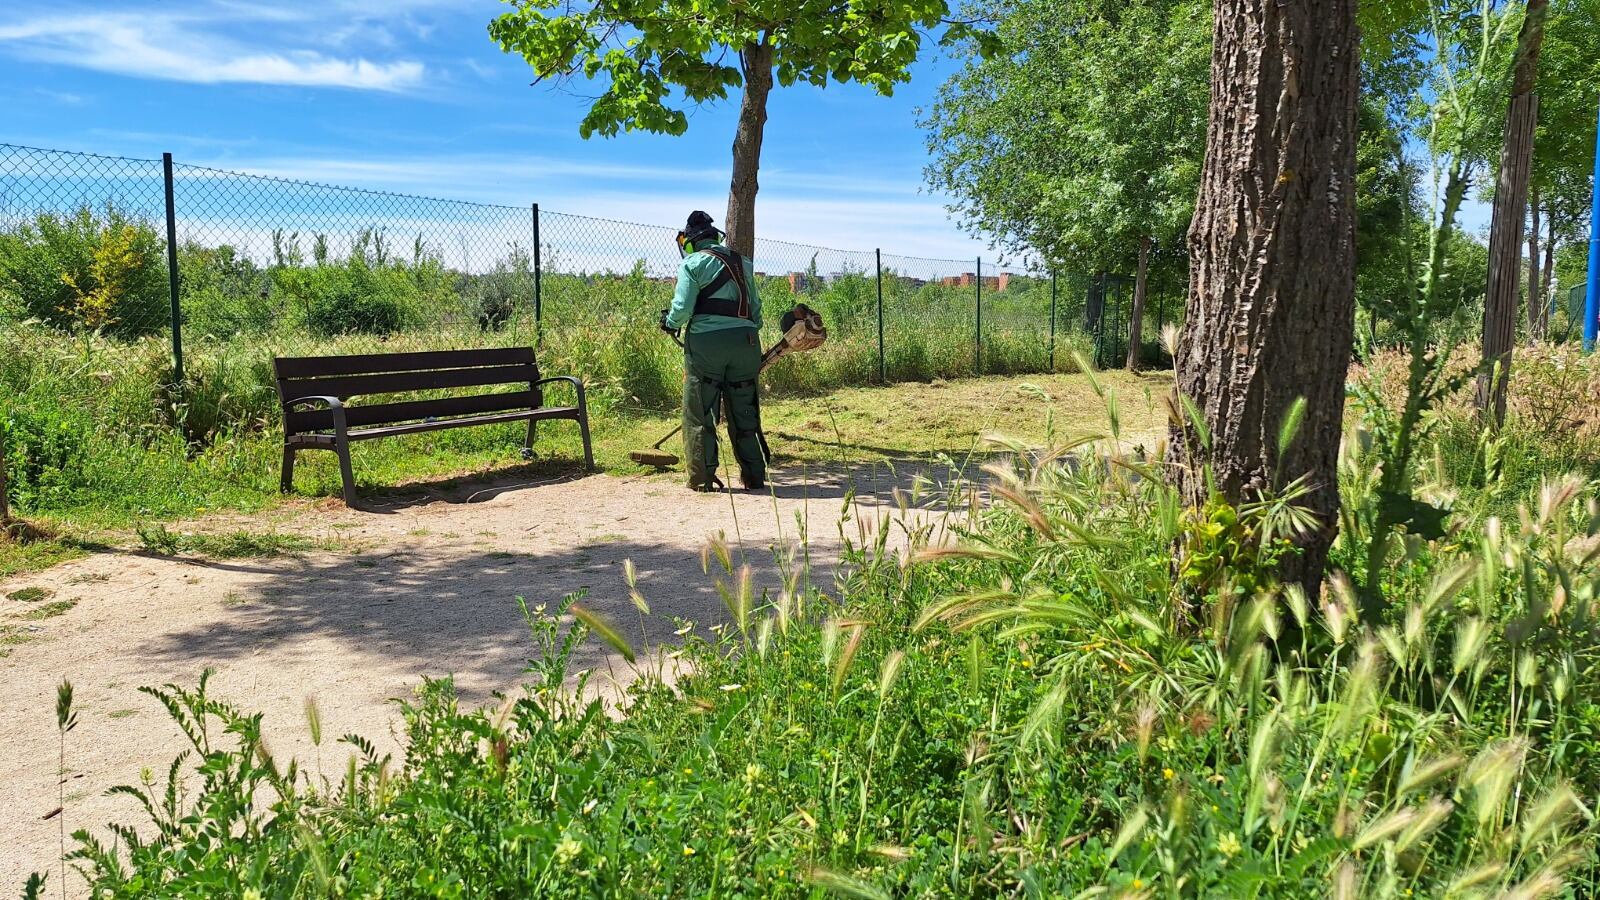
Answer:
[
  {"left": 1465, "top": 738, "right": 1528, "bottom": 827},
  {"left": 877, "top": 649, "right": 907, "bottom": 699},
  {"left": 1519, "top": 783, "right": 1587, "bottom": 849}
]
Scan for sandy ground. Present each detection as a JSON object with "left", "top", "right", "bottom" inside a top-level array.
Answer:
[{"left": 0, "top": 463, "right": 960, "bottom": 894}]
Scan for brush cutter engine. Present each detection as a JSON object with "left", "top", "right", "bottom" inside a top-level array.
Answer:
[{"left": 762, "top": 303, "right": 827, "bottom": 368}]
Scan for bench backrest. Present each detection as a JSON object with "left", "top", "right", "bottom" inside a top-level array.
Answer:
[{"left": 274, "top": 347, "right": 542, "bottom": 435}]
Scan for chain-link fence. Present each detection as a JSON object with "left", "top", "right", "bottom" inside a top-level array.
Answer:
[{"left": 2, "top": 142, "right": 1178, "bottom": 438}]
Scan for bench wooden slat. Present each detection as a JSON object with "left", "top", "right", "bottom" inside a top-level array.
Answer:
[
  {"left": 340, "top": 407, "right": 583, "bottom": 441},
  {"left": 273, "top": 346, "right": 535, "bottom": 379},
  {"left": 280, "top": 363, "right": 540, "bottom": 401},
  {"left": 286, "top": 389, "right": 544, "bottom": 433}
]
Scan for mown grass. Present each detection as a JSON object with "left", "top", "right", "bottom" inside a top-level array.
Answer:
[{"left": 133, "top": 524, "right": 344, "bottom": 559}]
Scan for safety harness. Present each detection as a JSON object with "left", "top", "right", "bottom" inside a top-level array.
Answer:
[{"left": 691, "top": 246, "right": 753, "bottom": 320}]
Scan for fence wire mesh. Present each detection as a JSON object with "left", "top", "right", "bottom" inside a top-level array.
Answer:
[{"left": 2, "top": 142, "right": 1176, "bottom": 442}]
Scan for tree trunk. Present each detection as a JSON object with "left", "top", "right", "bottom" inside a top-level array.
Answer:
[
  {"left": 1477, "top": 0, "right": 1548, "bottom": 424},
  {"left": 1126, "top": 236, "right": 1151, "bottom": 371},
  {"left": 723, "top": 39, "right": 773, "bottom": 260},
  {"left": 1171, "top": 0, "right": 1359, "bottom": 600}
]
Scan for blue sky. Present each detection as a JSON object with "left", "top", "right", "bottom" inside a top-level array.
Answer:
[{"left": 0, "top": 0, "right": 1004, "bottom": 261}]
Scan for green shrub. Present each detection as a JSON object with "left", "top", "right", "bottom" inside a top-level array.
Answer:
[
  {"left": 179, "top": 243, "right": 274, "bottom": 337},
  {"left": 464, "top": 251, "right": 534, "bottom": 332},
  {"left": 274, "top": 259, "right": 422, "bottom": 338},
  {"left": 0, "top": 206, "right": 168, "bottom": 337},
  {"left": 1, "top": 402, "right": 92, "bottom": 511}
]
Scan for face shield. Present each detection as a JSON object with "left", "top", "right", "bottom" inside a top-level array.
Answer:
[{"left": 676, "top": 231, "right": 693, "bottom": 258}]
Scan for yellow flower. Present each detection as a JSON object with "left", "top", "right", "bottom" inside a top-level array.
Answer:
[
  {"left": 1216, "top": 832, "right": 1242, "bottom": 858},
  {"left": 1162, "top": 768, "right": 1174, "bottom": 780},
  {"left": 683, "top": 767, "right": 694, "bottom": 776},
  {"left": 683, "top": 845, "right": 696, "bottom": 857},
  {"left": 1132, "top": 879, "right": 1145, "bottom": 890}
]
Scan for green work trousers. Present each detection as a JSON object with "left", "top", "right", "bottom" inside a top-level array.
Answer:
[{"left": 683, "top": 326, "right": 766, "bottom": 489}]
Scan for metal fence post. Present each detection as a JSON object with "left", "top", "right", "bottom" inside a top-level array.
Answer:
[
  {"left": 161, "top": 152, "right": 183, "bottom": 388},
  {"left": 875, "top": 248, "right": 885, "bottom": 383},
  {"left": 975, "top": 257, "right": 983, "bottom": 375},
  {"left": 1049, "top": 271, "right": 1057, "bottom": 372},
  {"left": 531, "top": 203, "right": 542, "bottom": 348}
]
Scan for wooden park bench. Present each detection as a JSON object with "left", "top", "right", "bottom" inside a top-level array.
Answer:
[{"left": 274, "top": 347, "right": 592, "bottom": 505}]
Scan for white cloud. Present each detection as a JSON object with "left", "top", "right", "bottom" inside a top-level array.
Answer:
[{"left": 0, "top": 13, "right": 424, "bottom": 91}]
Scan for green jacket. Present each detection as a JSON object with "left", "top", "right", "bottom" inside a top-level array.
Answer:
[{"left": 667, "top": 240, "right": 762, "bottom": 335}]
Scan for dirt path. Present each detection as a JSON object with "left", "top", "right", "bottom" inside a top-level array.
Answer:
[{"left": 0, "top": 463, "right": 958, "bottom": 894}]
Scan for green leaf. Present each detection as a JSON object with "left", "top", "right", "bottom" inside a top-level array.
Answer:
[
  {"left": 1376, "top": 490, "right": 1450, "bottom": 541},
  {"left": 1284, "top": 836, "right": 1347, "bottom": 877}
]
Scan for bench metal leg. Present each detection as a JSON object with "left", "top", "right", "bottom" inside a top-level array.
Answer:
[
  {"left": 578, "top": 413, "right": 594, "bottom": 472},
  {"left": 524, "top": 418, "right": 537, "bottom": 460},
  {"left": 280, "top": 445, "right": 297, "bottom": 494},
  {"left": 334, "top": 436, "right": 357, "bottom": 506}
]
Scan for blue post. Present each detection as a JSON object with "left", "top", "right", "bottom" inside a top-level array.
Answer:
[{"left": 1585, "top": 99, "right": 1600, "bottom": 351}]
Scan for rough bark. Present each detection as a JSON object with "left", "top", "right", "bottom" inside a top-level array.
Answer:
[
  {"left": 1477, "top": 0, "right": 1548, "bottom": 424},
  {"left": 723, "top": 39, "right": 773, "bottom": 260},
  {"left": 1527, "top": 191, "right": 1543, "bottom": 342},
  {"left": 1170, "top": 0, "right": 1359, "bottom": 598},
  {"left": 1126, "top": 236, "right": 1151, "bottom": 371}
]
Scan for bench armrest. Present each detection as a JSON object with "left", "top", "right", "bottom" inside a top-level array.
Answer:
[
  {"left": 284, "top": 395, "right": 350, "bottom": 437},
  {"left": 533, "top": 376, "right": 587, "bottom": 410}
]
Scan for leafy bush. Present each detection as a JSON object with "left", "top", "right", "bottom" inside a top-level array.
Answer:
[
  {"left": 0, "top": 206, "right": 168, "bottom": 337},
  {"left": 1, "top": 403, "right": 92, "bottom": 511},
  {"left": 274, "top": 259, "right": 422, "bottom": 338},
  {"left": 179, "top": 243, "right": 274, "bottom": 337},
  {"left": 462, "top": 246, "right": 535, "bottom": 332}
]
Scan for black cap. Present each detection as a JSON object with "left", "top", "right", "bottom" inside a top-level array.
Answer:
[{"left": 684, "top": 210, "right": 720, "bottom": 244}]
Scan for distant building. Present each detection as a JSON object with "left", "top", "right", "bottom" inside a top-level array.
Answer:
[
  {"left": 939, "top": 273, "right": 1006, "bottom": 291},
  {"left": 785, "top": 272, "right": 817, "bottom": 293}
]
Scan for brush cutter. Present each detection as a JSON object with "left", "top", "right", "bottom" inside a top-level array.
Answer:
[{"left": 629, "top": 303, "right": 827, "bottom": 468}]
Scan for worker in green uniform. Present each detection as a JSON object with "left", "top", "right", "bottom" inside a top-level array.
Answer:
[{"left": 660, "top": 211, "right": 766, "bottom": 492}]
